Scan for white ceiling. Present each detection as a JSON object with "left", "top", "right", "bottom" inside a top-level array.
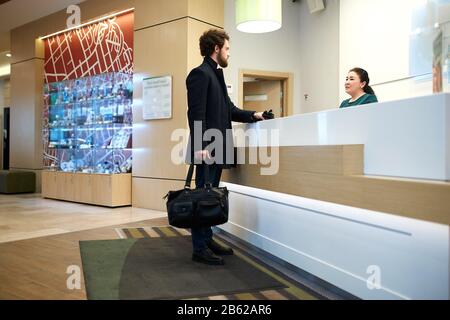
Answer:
[{"left": 0, "top": 0, "right": 86, "bottom": 53}]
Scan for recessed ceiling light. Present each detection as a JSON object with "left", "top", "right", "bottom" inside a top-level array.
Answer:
[{"left": 6, "top": 53, "right": 11, "bottom": 57}]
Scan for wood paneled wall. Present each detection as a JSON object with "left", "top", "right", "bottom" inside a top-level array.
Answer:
[
  {"left": 131, "top": 1, "right": 224, "bottom": 211},
  {"left": 9, "top": 0, "right": 224, "bottom": 199}
]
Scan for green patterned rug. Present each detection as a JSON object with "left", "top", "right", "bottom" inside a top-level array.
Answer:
[{"left": 79, "top": 226, "right": 322, "bottom": 300}]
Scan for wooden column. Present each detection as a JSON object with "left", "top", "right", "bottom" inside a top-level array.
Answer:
[{"left": 132, "top": 0, "right": 224, "bottom": 210}]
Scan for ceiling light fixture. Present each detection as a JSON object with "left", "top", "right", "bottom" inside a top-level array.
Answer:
[{"left": 235, "top": 0, "right": 282, "bottom": 33}]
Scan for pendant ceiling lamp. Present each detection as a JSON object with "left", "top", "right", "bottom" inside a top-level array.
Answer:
[{"left": 235, "top": 0, "right": 282, "bottom": 33}]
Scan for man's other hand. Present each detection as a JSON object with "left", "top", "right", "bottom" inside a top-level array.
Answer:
[{"left": 194, "top": 150, "right": 211, "bottom": 160}]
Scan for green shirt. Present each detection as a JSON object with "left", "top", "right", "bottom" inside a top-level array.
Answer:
[{"left": 339, "top": 94, "right": 378, "bottom": 108}]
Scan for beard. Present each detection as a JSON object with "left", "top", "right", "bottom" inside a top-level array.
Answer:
[{"left": 217, "top": 54, "right": 228, "bottom": 68}]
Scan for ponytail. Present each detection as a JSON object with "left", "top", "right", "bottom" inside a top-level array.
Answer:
[{"left": 364, "top": 85, "right": 375, "bottom": 95}]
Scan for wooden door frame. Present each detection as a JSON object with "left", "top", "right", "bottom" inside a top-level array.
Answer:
[{"left": 239, "top": 69, "right": 294, "bottom": 117}]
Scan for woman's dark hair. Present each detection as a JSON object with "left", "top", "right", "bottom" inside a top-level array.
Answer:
[
  {"left": 199, "top": 29, "right": 229, "bottom": 57},
  {"left": 349, "top": 67, "right": 375, "bottom": 95}
]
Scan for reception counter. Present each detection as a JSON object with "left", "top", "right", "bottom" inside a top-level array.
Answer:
[{"left": 220, "top": 93, "right": 450, "bottom": 300}]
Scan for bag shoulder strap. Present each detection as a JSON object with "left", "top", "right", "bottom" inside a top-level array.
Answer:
[
  {"left": 185, "top": 164, "right": 195, "bottom": 188},
  {"left": 204, "top": 165, "right": 212, "bottom": 188}
]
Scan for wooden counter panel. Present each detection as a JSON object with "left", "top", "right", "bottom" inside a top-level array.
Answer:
[
  {"left": 232, "top": 145, "right": 363, "bottom": 176},
  {"left": 222, "top": 146, "right": 450, "bottom": 225},
  {"left": 41, "top": 172, "right": 131, "bottom": 207}
]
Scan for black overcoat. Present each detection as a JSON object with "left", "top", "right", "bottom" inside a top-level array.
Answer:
[{"left": 186, "top": 56, "right": 256, "bottom": 167}]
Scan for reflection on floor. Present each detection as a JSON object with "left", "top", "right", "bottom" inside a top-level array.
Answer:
[{"left": 0, "top": 193, "right": 165, "bottom": 243}]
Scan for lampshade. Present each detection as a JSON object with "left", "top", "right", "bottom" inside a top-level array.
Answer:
[{"left": 235, "top": 0, "right": 282, "bottom": 33}]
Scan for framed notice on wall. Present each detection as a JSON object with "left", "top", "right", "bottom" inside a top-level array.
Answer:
[{"left": 143, "top": 76, "right": 172, "bottom": 120}]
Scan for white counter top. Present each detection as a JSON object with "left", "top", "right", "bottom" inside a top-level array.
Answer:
[{"left": 234, "top": 93, "right": 450, "bottom": 181}]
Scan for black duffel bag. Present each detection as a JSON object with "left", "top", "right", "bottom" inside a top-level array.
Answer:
[{"left": 164, "top": 164, "right": 229, "bottom": 229}]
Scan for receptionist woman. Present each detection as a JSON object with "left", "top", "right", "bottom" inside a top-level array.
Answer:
[{"left": 340, "top": 68, "right": 378, "bottom": 108}]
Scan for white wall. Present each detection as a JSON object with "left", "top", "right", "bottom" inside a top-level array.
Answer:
[
  {"left": 339, "top": 0, "right": 450, "bottom": 103},
  {"left": 224, "top": 0, "right": 302, "bottom": 113},
  {"left": 298, "top": 0, "right": 340, "bottom": 113},
  {"left": 224, "top": 0, "right": 340, "bottom": 114},
  {"left": 226, "top": 0, "right": 449, "bottom": 113}
]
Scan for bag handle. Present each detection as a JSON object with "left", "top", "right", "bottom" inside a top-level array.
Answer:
[{"left": 184, "top": 163, "right": 213, "bottom": 189}]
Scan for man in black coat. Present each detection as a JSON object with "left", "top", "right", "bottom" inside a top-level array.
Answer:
[{"left": 186, "top": 29, "right": 265, "bottom": 265}]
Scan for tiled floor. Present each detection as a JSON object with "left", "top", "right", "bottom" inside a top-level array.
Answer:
[{"left": 0, "top": 193, "right": 166, "bottom": 243}]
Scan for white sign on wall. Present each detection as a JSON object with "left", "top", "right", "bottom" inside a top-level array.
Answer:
[{"left": 143, "top": 76, "right": 172, "bottom": 120}]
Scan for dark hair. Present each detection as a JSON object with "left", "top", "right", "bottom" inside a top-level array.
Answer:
[
  {"left": 349, "top": 67, "right": 375, "bottom": 95},
  {"left": 199, "top": 29, "right": 230, "bottom": 57}
]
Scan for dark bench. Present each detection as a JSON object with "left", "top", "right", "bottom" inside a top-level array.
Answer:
[{"left": 0, "top": 170, "right": 36, "bottom": 194}]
